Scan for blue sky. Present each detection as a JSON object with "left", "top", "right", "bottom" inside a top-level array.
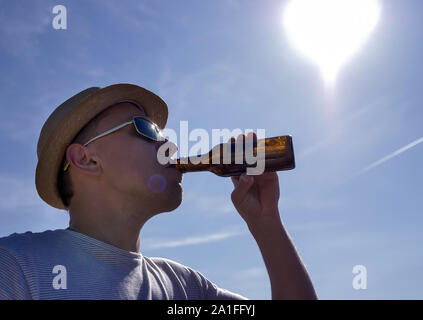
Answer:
[{"left": 0, "top": 0, "right": 422, "bottom": 299}]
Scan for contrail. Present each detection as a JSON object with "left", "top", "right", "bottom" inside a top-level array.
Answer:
[{"left": 355, "top": 136, "right": 423, "bottom": 177}]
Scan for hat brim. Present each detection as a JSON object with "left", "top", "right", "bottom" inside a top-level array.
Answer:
[{"left": 35, "top": 83, "right": 168, "bottom": 210}]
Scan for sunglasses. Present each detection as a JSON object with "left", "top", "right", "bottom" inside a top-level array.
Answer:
[{"left": 63, "top": 116, "right": 164, "bottom": 171}]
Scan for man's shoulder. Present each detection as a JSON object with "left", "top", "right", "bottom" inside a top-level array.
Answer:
[
  {"left": 0, "top": 229, "right": 68, "bottom": 254},
  {"left": 145, "top": 256, "right": 210, "bottom": 285},
  {"left": 144, "top": 256, "right": 248, "bottom": 300},
  {"left": 146, "top": 256, "right": 193, "bottom": 272}
]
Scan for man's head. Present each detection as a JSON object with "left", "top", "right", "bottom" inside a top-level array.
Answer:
[
  {"left": 36, "top": 84, "right": 181, "bottom": 220},
  {"left": 58, "top": 101, "right": 182, "bottom": 218}
]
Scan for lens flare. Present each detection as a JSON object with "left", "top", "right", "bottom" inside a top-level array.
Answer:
[
  {"left": 283, "top": 0, "right": 381, "bottom": 86},
  {"left": 147, "top": 174, "right": 167, "bottom": 193}
]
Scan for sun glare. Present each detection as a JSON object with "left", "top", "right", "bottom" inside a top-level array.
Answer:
[{"left": 283, "top": 0, "right": 381, "bottom": 86}]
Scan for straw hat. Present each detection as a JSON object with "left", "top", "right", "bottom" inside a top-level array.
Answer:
[{"left": 35, "top": 83, "right": 168, "bottom": 210}]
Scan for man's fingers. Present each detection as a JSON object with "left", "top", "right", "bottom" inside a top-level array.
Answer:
[
  {"left": 227, "top": 134, "right": 256, "bottom": 188},
  {"left": 231, "top": 173, "right": 253, "bottom": 204},
  {"left": 227, "top": 136, "right": 239, "bottom": 187}
]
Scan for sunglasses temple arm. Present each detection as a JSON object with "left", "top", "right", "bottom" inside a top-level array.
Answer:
[
  {"left": 63, "top": 120, "right": 134, "bottom": 171},
  {"left": 83, "top": 121, "right": 133, "bottom": 146}
]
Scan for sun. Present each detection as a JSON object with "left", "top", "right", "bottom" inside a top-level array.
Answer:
[{"left": 283, "top": 0, "right": 381, "bottom": 86}]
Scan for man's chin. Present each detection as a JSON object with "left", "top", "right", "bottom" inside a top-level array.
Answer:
[{"left": 160, "top": 184, "right": 183, "bottom": 213}]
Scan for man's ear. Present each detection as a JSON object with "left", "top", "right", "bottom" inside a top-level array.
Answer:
[{"left": 66, "top": 144, "right": 101, "bottom": 176}]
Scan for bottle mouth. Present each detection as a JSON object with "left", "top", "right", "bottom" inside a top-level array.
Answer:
[{"left": 163, "top": 156, "right": 184, "bottom": 168}]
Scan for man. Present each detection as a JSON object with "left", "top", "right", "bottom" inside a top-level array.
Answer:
[{"left": 0, "top": 83, "right": 317, "bottom": 299}]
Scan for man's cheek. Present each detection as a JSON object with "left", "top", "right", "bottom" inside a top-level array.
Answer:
[{"left": 146, "top": 174, "right": 167, "bottom": 194}]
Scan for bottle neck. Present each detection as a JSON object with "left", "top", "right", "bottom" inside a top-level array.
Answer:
[{"left": 171, "top": 155, "right": 211, "bottom": 173}]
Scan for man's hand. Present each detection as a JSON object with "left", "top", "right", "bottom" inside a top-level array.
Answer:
[
  {"left": 228, "top": 133, "right": 317, "bottom": 300},
  {"left": 229, "top": 133, "right": 280, "bottom": 228}
]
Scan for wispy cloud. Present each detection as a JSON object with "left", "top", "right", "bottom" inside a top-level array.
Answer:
[
  {"left": 0, "top": 3, "right": 50, "bottom": 60},
  {"left": 225, "top": 0, "right": 242, "bottom": 9},
  {"left": 179, "top": 186, "right": 235, "bottom": 216},
  {"left": 142, "top": 228, "right": 244, "bottom": 250},
  {"left": 288, "top": 221, "right": 345, "bottom": 233},
  {"left": 281, "top": 193, "right": 343, "bottom": 212},
  {"left": 156, "top": 60, "right": 247, "bottom": 113},
  {"left": 0, "top": 175, "right": 41, "bottom": 210},
  {"left": 297, "top": 95, "right": 414, "bottom": 163},
  {"left": 101, "top": 0, "right": 159, "bottom": 31},
  {"left": 297, "top": 98, "right": 385, "bottom": 161},
  {"left": 0, "top": 174, "right": 68, "bottom": 237},
  {"left": 0, "top": 90, "right": 57, "bottom": 146},
  {"left": 234, "top": 267, "right": 267, "bottom": 279}
]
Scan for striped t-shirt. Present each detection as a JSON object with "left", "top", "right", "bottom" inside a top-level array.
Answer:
[{"left": 0, "top": 229, "right": 247, "bottom": 300}]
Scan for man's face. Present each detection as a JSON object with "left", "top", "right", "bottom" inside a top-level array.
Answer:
[{"left": 77, "top": 102, "right": 182, "bottom": 214}]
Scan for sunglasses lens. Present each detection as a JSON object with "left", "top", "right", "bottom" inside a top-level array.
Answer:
[{"left": 133, "top": 117, "right": 163, "bottom": 141}]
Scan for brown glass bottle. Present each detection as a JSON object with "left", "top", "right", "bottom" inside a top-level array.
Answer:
[{"left": 169, "top": 135, "right": 295, "bottom": 177}]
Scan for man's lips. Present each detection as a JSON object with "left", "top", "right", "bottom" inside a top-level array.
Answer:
[
  {"left": 164, "top": 162, "right": 173, "bottom": 168},
  {"left": 166, "top": 165, "right": 183, "bottom": 180}
]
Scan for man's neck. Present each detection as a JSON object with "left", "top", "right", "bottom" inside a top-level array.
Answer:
[
  {"left": 68, "top": 202, "right": 150, "bottom": 253},
  {"left": 67, "top": 222, "right": 142, "bottom": 252},
  {"left": 69, "top": 220, "right": 140, "bottom": 252}
]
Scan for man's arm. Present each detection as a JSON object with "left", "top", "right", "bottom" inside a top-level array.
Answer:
[
  {"left": 247, "top": 215, "right": 317, "bottom": 300},
  {"left": 229, "top": 134, "right": 317, "bottom": 300}
]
